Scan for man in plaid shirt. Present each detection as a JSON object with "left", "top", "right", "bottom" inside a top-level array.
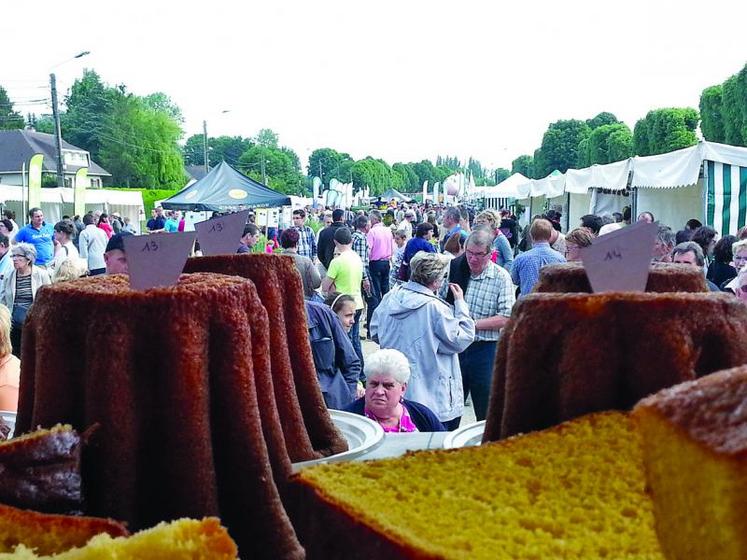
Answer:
[
  {"left": 292, "top": 209, "right": 317, "bottom": 260},
  {"left": 444, "top": 228, "right": 515, "bottom": 421},
  {"left": 351, "top": 214, "right": 373, "bottom": 332}
]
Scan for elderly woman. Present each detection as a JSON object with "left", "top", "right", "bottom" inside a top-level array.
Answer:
[
  {"left": 474, "top": 210, "right": 513, "bottom": 271},
  {"left": 371, "top": 252, "right": 475, "bottom": 430},
  {"left": 722, "top": 239, "right": 747, "bottom": 293},
  {"left": 564, "top": 227, "right": 595, "bottom": 262},
  {"left": 345, "top": 348, "right": 445, "bottom": 432},
  {"left": 2, "top": 243, "right": 51, "bottom": 357},
  {"left": 280, "top": 228, "right": 321, "bottom": 300}
]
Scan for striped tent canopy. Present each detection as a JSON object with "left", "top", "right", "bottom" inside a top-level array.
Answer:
[{"left": 706, "top": 160, "right": 747, "bottom": 236}]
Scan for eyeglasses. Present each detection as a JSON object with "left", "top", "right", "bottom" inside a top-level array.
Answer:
[
  {"left": 735, "top": 255, "right": 747, "bottom": 262},
  {"left": 465, "top": 249, "right": 490, "bottom": 259},
  {"left": 740, "top": 285, "right": 747, "bottom": 293}
]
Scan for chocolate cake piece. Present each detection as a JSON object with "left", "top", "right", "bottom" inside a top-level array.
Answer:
[
  {"left": 533, "top": 262, "right": 708, "bottom": 294},
  {"left": 0, "top": 424, "right": 82, "bottom": 514}
]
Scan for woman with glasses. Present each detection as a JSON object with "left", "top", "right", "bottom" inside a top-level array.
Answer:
[
  {"left": 722, "top": 239, "right": 747, "bottom": 292},
  {"left": 564, "top": 228, "right": 595, "bottom": 262},
  {"left": 2, "top": 243, "right": 51, "bottom": 357}
]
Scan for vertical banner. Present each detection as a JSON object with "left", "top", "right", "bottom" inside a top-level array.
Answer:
[
  {"left": 28, "top": 154, "right": 44, "bottom": 211},
  {"left": 422, "top": 180, "right": 428, "bottom": 203},
  {"left": 74, "top": 167, "right": 89, "bottom": 217},
  {"left": 434, "top": 182, "right": 440, "bottom": 204}
]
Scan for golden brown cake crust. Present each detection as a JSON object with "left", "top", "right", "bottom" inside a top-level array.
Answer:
[
  {"left": 16, "top": 273, "right": 304, "bottom": 559},
  {"left": 484, "top": 291, "right": 747, "bottom": 441},
  {"left": 0, "top": 502, "right": 128, "bottom": 555},
  {"left": 533, "top": 262, "right": 708, "bottom": 293},
  {"left": 635, "top": 366, "right": 747, "bottom": 457}
]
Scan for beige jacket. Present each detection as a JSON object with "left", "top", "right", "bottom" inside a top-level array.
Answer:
[{"left": 2, "top": 267, "right": 51, "bottom": 309}]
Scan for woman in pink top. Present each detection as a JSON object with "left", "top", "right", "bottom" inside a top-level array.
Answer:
[
  {"left": 0, "top": 306, "right": 20, "bottom": 412},
  {"left": 97, "top": 213, "right": 114, "bottom": 239}
]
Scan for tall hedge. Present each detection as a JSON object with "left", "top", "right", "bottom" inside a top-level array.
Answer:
[
  {"left": 699, "top": 64, "right": 747, "bottom": 147},
  {"left": 632, "top": 108, "right": 699, "bottom": 156}
]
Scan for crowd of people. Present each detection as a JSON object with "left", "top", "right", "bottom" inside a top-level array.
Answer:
[
  {"left": 2, "top": 197, "right": 746, "bottom": 433},
  {"left": 276, "top": 200, "right": 747, "bottom": 434}
]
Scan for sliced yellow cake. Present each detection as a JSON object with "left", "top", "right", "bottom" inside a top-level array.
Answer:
[
  {"left": 0, "top": 518, "right": 237, "bottom": 560},
  {"left": 633, "top": 366, "right": 747, "bottom": 560},
  {"left": 290, "top": 411, "right": 664, "bottom": 560}
]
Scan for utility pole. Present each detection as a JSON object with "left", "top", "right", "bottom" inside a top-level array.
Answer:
[
  {"left": 261, "top": 157, "right": 267, "bottom": 185},
  {"left": 50, "top": 73, "right": 65, "bottom": 188},
  {"left": 318, "top": 160, "right": 323, "bottom": 186},
  {"left": 203, "top": 120, "right": 209, "bottom": 174}
]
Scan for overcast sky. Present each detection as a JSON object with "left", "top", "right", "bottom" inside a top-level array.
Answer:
[{"left": 2, "top": 0, "right": 746, "bottom": 172}]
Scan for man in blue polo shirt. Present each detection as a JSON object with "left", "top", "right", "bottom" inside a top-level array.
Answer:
[{"left": 14, "top": 207, "right": 54, "bottom": 266}]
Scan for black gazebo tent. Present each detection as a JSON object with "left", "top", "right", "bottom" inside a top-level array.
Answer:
[{"left": 162, "top": 161, "right": 291, "bottom": 211}]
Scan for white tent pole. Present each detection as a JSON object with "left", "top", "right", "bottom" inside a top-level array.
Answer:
[{"left": 565, "top": 192, "right": 571, "bottom": 232}]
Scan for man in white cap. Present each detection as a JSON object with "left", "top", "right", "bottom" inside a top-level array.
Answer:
[{"left": 398, "top": 209, "right": 416, "bottom": 240}]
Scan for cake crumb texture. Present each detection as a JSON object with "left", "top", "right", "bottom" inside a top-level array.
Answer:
[
  {"left": 0, "top": 517, "right": 237, "bottom": 559},
  {"left": 292, "top": 412, "right": 664, "bottom": 560},
  {"left": 633, "top": 367, "right": 747, "bottom": 560}
]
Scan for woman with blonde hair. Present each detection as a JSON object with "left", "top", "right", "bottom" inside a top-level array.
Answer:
[
  {"left": 0, "top": 306, "right": 20, "bottom": 412},
  {"left": 474, "top": 209, "right": 513, "bottom": 271}
]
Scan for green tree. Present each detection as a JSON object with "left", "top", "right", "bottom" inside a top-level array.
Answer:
[
  {"left": 307, "top": 147, "right": 354, "bottom": 186},
  {"left": 0, "top": 86, "right": 24, "bottom": 130},
  {"left": 721, "top": 67, "right": 747, "bottom": 146},
  {"left": 586, "top": 112, "right": 619, "bottom": 130},
  {"left": 29, "top": 114, "right": 55, "bottom": 134},
  {"left": 255, "top": 128, "right": 279, "bottom": 148},
  {"left": 183, "top": 134, "right": 205, "bottom": 166},
  {"left": 536, "top": 119, "right": 591, "bottom": 177},
  {"left": 585, "top": 123, "right": 633, "bottom": 165},
  {"left": 494, "top": 168, "right": 511, "bottom": 184},
  {"left": 392, "top": 162, "right": 419, "bottom": 191},
  {"left": 699, "top": 85, "right": 725, "bottom": 143},
  {"left": 238, "top": 144, "right": 306, "bottom": 195},
  {"left": 511, "top": 155, "right": 534, "bottom": 177},
  {"left": 632, "top": 108, "right": 699, "bottom": 156}
]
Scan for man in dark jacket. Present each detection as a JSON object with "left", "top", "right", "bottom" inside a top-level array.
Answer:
[
  {"left": 317, "top": 208, "right": 347, "bottom": 271},
  {"left": 305, "top": 300, "right": 362, "bottom": 410}
]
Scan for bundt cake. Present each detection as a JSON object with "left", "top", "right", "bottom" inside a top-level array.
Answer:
[
  {"left": 0, "top": 425, "right": 82, "bottom": 514},
  {"left": 633, "top": 366, "right": 747, "bottom": 560},
  {"left": 15, "top": 273, "right": 304, "bottom": 559},
  {"left": 0, "top": 502, "right": 127, "bottom": 555},
  {"left": 183, "top": 253, "right": 347, "bottom": 459},
  {"left": 290, "top": 412, "right": 664, "bottom": 559},
  {"left": 484, "top": 291, "right": 747, "bottom": 441},
  {"left": 0, "top": 517, "right": 237, "bottom": 559},
  {"left": 533, "top": 262, "right": 708, "bottom": 293}
]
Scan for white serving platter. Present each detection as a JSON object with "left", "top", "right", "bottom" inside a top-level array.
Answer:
[
  {"left": 292, "top": 409, "right": 384, "bottom": 471},
  {"left": 0, "top": 410, "right": 16, "bottom": 438},
  {"left": 443, "top": 420, "right": 485, "bottom": 449}
]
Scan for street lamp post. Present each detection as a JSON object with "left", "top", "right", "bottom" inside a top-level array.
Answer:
[{"left": 50, "top": 51, "right": 90, "bottom": 188}]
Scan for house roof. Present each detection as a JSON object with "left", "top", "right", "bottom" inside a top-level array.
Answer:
[{"left": 0, "top": 129, "right": 111, "bottom": 176}]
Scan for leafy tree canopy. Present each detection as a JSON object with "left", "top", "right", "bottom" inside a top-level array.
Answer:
[
  {"left": 632, "top": 107, "right": 699, "bottom": 156},
  {"left": 0, "top": 86, "right": 24, "bottom": 130}
]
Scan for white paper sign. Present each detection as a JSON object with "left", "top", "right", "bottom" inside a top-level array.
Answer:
[
  {"left": 580, "top": 221, "right": 658, "bottom": 293},
  {"left": 123, "top": 232, "right": 196, "bottom": 291},
  {"left": 194, "top": 210, "right": 250, "bottom": 256}
]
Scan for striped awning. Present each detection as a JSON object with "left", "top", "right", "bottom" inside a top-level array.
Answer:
[{"left": 706, "top": 160, "right": 747, "bottom": 236}]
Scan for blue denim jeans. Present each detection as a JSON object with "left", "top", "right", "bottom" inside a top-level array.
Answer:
[
  {"left": 458, "top": 341, "right": 498, "bottom": 421},
  {"left": 349, "top": 309, "right": 364, "bottom": 369}
]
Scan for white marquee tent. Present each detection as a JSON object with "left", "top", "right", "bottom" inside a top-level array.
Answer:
[
  {"left": 0, "top": 186, "right": 145, "bottom": 230},
  {"left": 476, "top": 141, "right": 747, "bottom": 235}
]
